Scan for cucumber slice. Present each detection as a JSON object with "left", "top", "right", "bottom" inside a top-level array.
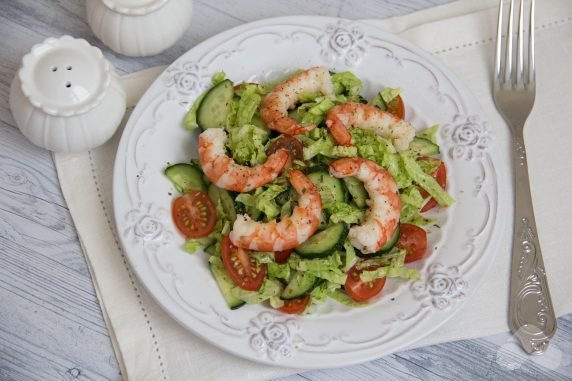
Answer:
[
  {"left": 209, "top": 262, "right": 245, "bottom": 310},
  {"left": 355, "top": 224, "right": 401, "bottom": 258},
  {"left": 164, "top": 163, "right": 207, "bottom": 193},
  {"left": 208, "top": 184, "right": 237, "bottom": 222},
  {"left": 197, "top": 79, "right": 234, "bottom": 130},
  {"left": 306, "top": 168, "right": 347, "bottom": 205},
  {"left": 342, "top": 177, "right": 368, "bottom": 208},
  {"left": 281, "top": 271, "right": 317, "bottom": 300},
  {"left": 295, "top": 223, "right": 348, "bottom": 258},
  {"left": 409, "top": 137, "right": 440, "bottom": 156}
]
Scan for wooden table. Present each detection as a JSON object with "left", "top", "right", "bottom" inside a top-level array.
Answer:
[{"left": 1, "top": 1, "right": 570, "bottom": 380}]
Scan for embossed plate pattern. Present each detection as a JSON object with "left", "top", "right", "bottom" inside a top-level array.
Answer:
[{"left": 113, "top": 16, "right": 509, "bottom": 368}]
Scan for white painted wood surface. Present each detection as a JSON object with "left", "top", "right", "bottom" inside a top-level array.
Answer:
[{"left": 0, "top": 1, "right": 570, "bottom": 380}]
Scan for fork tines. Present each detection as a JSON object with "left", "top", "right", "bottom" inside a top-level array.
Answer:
[{"left": 494, "top": 0, "right": 535, "bottom": 88}]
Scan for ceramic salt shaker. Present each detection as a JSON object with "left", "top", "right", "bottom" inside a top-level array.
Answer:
[
  {"left": 9, "top": 35, "right": 126, "bottom": 153},
  {"left": 86, "top": 0, "right": 193, "bottom": 57}
]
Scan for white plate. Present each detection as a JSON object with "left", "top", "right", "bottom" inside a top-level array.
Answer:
[{"left": 113, "top": 16, "right": 508, "bottom": 369}]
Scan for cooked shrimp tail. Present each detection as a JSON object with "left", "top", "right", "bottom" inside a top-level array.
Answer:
[
  {"left": 198, "top": 128, "right": 289, "bottom": 192},
  {"left": 325, "top": 102, "right": 415, "bottom": 151},
  {"left": 328, "top": 157, "right": 401, "bottom": 254},
  {"left": 229, "top": 169, "right": 322, "bottom": 251},
  {"left": 260, "top": 67, "right": 334, "bottom": 135}
]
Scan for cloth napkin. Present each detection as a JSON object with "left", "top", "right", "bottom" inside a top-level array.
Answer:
[{"left": 53, "top": 0, "right": 572, "bottom": 380}]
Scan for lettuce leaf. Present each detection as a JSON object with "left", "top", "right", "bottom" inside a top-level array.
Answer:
[
  {"left": 417, "top": 124, "right": 440, "bottom": 144},
  {"left": 211, "top": 71, "right": 226, "bottom": 86},
  {"left": 401, "top": 153, "right": 454, "bottom": 207},
  {"left": 183, "top": 91, "right": 207, "bottom": 131},
  {"left": 235, "top": 184, "right": 288, "bottom": 221},
  {"left": 226, "top": 124, "right": 269, "bottom": 166},
  {"left": 369, "top": 87, "right": 400, "bottom": 110},
  {"left": 356, "top": 249, "right": 421, "bottom": 282},
  {"left": 230, "top": 278, "right": 283, "bottom": 304},
  {"left": 236, "top": 84, "right": 263, "bottom": 127},
  {"left": 350, "top": 128, "right": 413, "bottom": 189},
  {"left": 296, "top": 98, "right": 336, "bottom": 126},
  {"left": 400, "top": 186, "right": 425, "bottom": 209},
  {"left": 310, "top": 281, "right": 341, "bottom": 304},
  {"left": 400, "top": 203, "right": 435, "bottom": 226},
  {"left": 324, "top": 202, "right": 365, "bottom": 224},
  {"left": 183, "top": 237, "right": 215, "bottom": 254},
  {"left": 331, "top": 72, "right": 363, "bottom": 102},
  {"left": 288, "top": 253, "right": 347, "bottom": 284},
  {"left": 303, "top": 135, "right": 357, "bottom": 161},
  {"left": 328, "top": 290, "right": 367, "bottom": 307},
  {"left": 343, "top": 239, "right": 357, "bottom": 272},
  {"left": 267, "top": 261, "right": 291, "bottom": 281}
]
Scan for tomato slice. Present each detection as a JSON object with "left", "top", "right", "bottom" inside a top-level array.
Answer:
[
  {"left": 278, "top": 295, "right": 311, "bottom": 314},
  {"left": 222, "top": 236, "right": 266, "bottom": 291},
  {"left": 396, "top": 223, "right": 428, "bottom": 263},
  {"left": 344, "top": 264, "right": 386, "bottom": 302},
  {"left": 387, "top": 95, "right": 405, "bottom": 119},
  {"left": 274, "top": 249, "right": 293, "bottom": 264},
  {"left": 172, "top": 190, "right": 216, "bottom": 238},
  {"left": 418, "top": 158, "right": 447, "bottom": 212},
  {"left": 267, "top": 136, "right": 304, "bottom": 163}
]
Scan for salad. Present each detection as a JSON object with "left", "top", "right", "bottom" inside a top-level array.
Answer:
[{"left": 165, "top": 67, "right": 454, "bottom": 314}]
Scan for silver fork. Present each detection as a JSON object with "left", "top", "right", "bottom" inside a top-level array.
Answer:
[{"left": 493, "top": 0, "right": 556, "bottom": 354}]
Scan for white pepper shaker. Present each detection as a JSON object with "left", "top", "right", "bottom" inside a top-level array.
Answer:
[
  {"left": 9, "top": 35, "right": 126, "bottom": 153},
  {"left": 86, "top": 0, "right": 193, "bottom": 57}
]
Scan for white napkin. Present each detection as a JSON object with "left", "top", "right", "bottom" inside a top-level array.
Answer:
[{"left": 54, "top": 0, "right": 572, "bottom": 380}]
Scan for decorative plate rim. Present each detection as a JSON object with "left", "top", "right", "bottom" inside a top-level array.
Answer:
[{"left": 112, "top": 16, "right": 508, "bottom": 369}]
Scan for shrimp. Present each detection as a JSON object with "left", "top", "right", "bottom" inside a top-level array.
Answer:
[
  {"left": 198, "top": 128, "right": 289, "bottom": 192},
  {"left": 229, "top": 169, "right": 322, "bottom": 252},
  {"left": 325, "top": 102, "right": 415, "bottom": 151},
  {"left": 260, "top": 67, "right": 334, "bottom": 135},
  {"left": 328, "top": 158, "right": 401, "bottom": 254}
]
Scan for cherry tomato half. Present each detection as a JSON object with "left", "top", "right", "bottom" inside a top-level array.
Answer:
[
  {"left": 418, "top": 158, "right": 447, "bottom": 212},
  {"left": 344, "top": 264, "right": 386, "bottom": 302},
  {"left": 278, "top": 295, "right": 311, "bottom": 314},
  {"left": 222, "top": 236, "right": 266, "bottom": 291},
  {"left": 396, "top": 223, "right": 428, "bottom": 263},
  {"left": 172, "top": 190, "right": 216, "bottom": 238},
  {"left": 274, "top": 249, "right": 293, "bottom": 264},
  {"left": 387, "top": 95, "right": 405, "bottom": 119},
  {"left": 267, "top": 136, "right": 304, "bottom": 163}
]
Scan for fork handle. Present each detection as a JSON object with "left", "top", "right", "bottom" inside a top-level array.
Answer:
[{"left": 509, "top": 134, "right": 557, "bottom": 354}]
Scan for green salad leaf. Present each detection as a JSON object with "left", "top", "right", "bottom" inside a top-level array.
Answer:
[
  {"left": 230, "top": 278, "right": 283, "bottom": 304},
  {"left": 324, "top": 202, "right": 365, "bottom": 224},
  {"left": 227, "top": 124, "right": 269, "bottom": 166},
  {"left": 417, "top": 124, "right": 440, "bottom": 144},
  {"left": 332, "top": 71, "right": 363, "bottom": 102},
  {"left": 369, "top": 87, "right": 400, "bottom": 110},
  {"left": 401, "top": 153, "right": 454, "bottom": 206},
  {"left": 235, "top": 184, "right": 288, "bottom": 221},
  {"left": 288, "top": 252, "right": 347, "bottom": 284}
]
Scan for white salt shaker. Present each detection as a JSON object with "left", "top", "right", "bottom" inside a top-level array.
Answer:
[
  {"left": 9, "top": 35, "right": 126, "bottom": 153},
  {"left": 86, "top": 0, "right": 193, "bottom": 57}
]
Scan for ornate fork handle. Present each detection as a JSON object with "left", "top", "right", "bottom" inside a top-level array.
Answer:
[{"left": 509, "top": 132, "right": 557, "bottom": 354}]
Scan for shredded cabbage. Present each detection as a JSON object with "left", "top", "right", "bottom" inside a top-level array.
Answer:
[
  {"left": 235, "top": 184, "right": 288, "bottom": 221},
  {"left": 331, "top": 72, "right": 363, "bottom": 102},
  {"left": 231, "top": 278, "right": 283, "bottom": 304},
  {"left": 417, "top": 124, "right": 440, "bottom": 144},
  {"left": 226, "top": 124, "right": 269, "bottom": 166},
  {"left": 401, "top": 153, "right": 454, "bottom": 206},
  {"left": 324, "top": 202, "right": 365, "bottom": 224},
  {"left": 288, "top": 253, "right": 347, "bottom": 285}
]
